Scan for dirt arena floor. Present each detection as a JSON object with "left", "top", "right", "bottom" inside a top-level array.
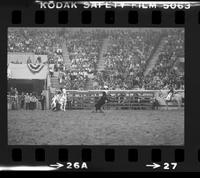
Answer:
[{"left": 8, "top": 109, "right": 184, "bottom": 145}]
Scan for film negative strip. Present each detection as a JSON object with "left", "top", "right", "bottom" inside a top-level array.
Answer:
[{"left": 0, "top": 0, "right": 200, "bottom": 173}]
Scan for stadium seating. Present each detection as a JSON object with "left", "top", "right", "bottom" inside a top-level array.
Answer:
[{"left": 8, "top": 28, "right": 184, "bottom": 90}]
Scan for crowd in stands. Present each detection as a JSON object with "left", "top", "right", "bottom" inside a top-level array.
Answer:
[
  {"left": 66, "top": 30, "right": 106, "bottom": 72},
  {"left": 94, "top": 30, "right": 162, "bottom": 90},
  {"left": 104, "top": 30, "right": 161, "bottom": 73},
  {"left": 58, "top": 30, "right": 106, "bottom": 89},
  {"left": 93, "top": 29, "right": 184, "bottom": 90},
  {"left": 57, "top": 70, "right": 89, "bottom": 90},
  {"left": 142, "top": 29, "right": 184, "bottom": 90},
  {"left": 8, "top": 28, "right": 63, "bottom": 65},
  {"left": 8, "top": 28, "right": 184, "bottom": 90}
]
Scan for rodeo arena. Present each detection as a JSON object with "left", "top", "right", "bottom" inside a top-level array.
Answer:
[{"left": 7, "top": 28, "right": 184, "bottom": 145}]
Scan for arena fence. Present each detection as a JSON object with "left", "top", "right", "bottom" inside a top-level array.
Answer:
[
  {"left": 7, "top": 90, "right": 184, "bottom": 110},
  {"left": 49, "top": 90, "right": 184, "bottom": 110}
]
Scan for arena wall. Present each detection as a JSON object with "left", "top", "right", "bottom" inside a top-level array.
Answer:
[{"left": 49, "top": 90, "right": 184, "bottom": 110}]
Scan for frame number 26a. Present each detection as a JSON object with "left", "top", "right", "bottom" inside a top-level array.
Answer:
[{"left": 66, "top": 162, "right": 88, "bottom": 169}]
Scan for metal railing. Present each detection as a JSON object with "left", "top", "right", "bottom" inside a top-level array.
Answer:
[
  {"left": 49, "top": 90, "right": 184, "bottom": 110},
  {"left": 8, "top": 90, "right": 184, "bottom": 110}
]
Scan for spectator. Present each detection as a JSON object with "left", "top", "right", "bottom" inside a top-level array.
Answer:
[
  {"left": 25, "top": 93, "right": 30, "bottom": 110},
  {"left": 39, "top": 92, "right": 46, "bottom": 110},
  {"left": 20, "top": 92, "right": 25, "bottom": 109},
  {"left": 29, "top": 93, "right": 34, "bottom": 110},
  {"left": 32, "top": 95, "right": 37, "bottom": 110}
]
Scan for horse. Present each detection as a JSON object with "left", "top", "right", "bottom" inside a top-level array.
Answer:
[
  {"left": 51, "top": 94, "right": 62, "bottom": 111},
  {"left": 59, "top": 93, "right": 67, "bottom": 111},
  {"left": 51, "top": 94, "right": 58, "bottom": 111},
  {"left": 155, "top": 90, "right": 184, "bottom": 110}
]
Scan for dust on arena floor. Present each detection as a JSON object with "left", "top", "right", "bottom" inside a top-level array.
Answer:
[{"left": 8, "top": 109, "right": 184, "bottom": 145}]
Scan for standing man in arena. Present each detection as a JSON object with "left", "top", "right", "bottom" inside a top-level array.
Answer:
[
  {"left": 25, "top": 93, "right": 30, "bottom": 110},
  {"left": 151, "top": 94, "right": 159, "bottom": 110},
  {"left": 39, "top": 91, "right": 45, "bottom": 110},
  {"left": 20, "top": 92, "right": 25, "bottom": 109}
]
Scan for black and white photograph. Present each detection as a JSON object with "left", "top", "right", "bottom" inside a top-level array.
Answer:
[{"left": 7, "top": 28, "right": 184, "bottom": 145}]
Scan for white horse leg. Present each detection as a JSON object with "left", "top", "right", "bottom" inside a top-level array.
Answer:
[
  {"left": 63, "top": 102, "right": 66, "bottom": 111},
  {"left": 62, "top": 103, "right": 64, "bottom": 111},
  {"left": 59, "top": 101, "right": 62, "bottom": 110},
  {"left": 60, "top": 103, "right": 63, "bottom": 111}
]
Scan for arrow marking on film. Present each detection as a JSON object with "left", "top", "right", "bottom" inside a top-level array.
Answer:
[
  {"left": 49, "top": 162, "right": 64, "bottom": 169},
  {"left": 0, "top": 166, "right": 56, "bottom": 171},
  {"left": 146, "top": 163, "right": 161, "bottom": 169}
]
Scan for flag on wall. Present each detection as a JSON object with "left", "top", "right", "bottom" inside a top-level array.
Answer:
[
  {"left": 27, "top": 57, "right": 44, "bottom": 73},
  {"left": 27, "top": 63, "right": 44, "bottom": 73}
]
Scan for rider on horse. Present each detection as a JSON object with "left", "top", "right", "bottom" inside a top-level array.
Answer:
[
  {"left": 51, "top": 91, "right": 62, "bottom": 111},
  {"left": 166, "top": 85, "right": 175, "bottom": 102}
]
